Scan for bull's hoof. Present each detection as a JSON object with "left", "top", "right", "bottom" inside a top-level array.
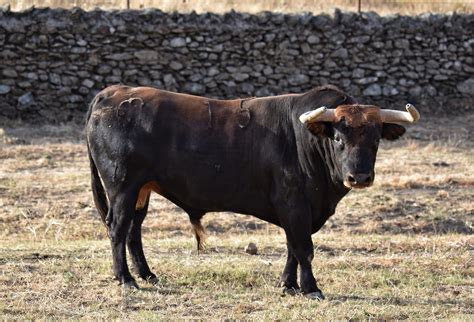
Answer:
[
  {"left": 146, "top": 276, "right": 159, "bottom": 285},
  {"left": 282, "top": 286, "right": 300, "bottom": 296},
  {"left": 304, "top": 290, "right": 325, "bottom": 300},
  {"left": 122, "top": 279, "right": 139, "bottom": 290}
]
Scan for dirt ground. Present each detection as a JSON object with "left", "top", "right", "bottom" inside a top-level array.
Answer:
[{"left": 0, "top": 114, "right": 473, "bottom": 319}]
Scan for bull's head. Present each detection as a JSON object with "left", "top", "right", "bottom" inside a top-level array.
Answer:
[{"left": 299, "top": 104, "right": 420, "bottom": 189}]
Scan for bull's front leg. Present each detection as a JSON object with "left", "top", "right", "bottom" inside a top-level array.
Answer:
[
  {"left": 274, "top": 190, "right": 325, "bottom": 300},
  {"left": 290, "top": 237, "right": 324, "bottom": 300},
  {"left": 279, "top": 243, "right": 299, "bottom": 294}
]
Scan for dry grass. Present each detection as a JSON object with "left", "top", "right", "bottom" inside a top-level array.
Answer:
[
  {"left": 0, "top": 114, "right": 473, "bottom": 319},
  {"left": 2, "top": 0, "right": 473, "bottom": 14},
  {"left": 0, "top": 234, "right": 472, "bottom": 319}
]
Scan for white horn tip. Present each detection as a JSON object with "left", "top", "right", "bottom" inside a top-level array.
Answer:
[
  {"left": 405, "top": 103, "right": 420, "bottom": 123},
  {"left": 299, "top": 106, "right": 327, "bottom": 124}
]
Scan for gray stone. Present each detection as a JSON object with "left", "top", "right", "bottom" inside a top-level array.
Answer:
[
  {"left": 189, "top": 74, "right": 203, "bottom": 82},
  {"left": 134, "top": 50, "right": 158, "bottom": 61},
  {"left": 124, "top": 69, "right": 139, "bottom": 77},
  {"left": 0, "top": 84, "right": 11, "bottom": 94},
  {"left": 426, "top": 60, "right": 439, "bottom": 69},
  {"left": 105, "top": 75, "right": 121, "bottom": 83},
  {"left": 307, "top": 35, "right": 320, "bottom": 44},
  {"left": 457, "top": 78, "right": 474, "bottom": 95},
  {"left": 288, "top": 74, "right": 309, "bottom": 86},
  {"left": 82, "top": 79, "right": 95, "bottom": 88},
  {"left": 78, "top": 86, "right": 90, "bottom": 94},
  {"left": 256, "top": 87, "right": 272, "bottom": 97},
  {"left": 137, "top": 78, "right": 152, "bottom": 86},
  {"left": 170, "top": 61, "right": 183, "bottom": 70},
  {"left": 62, "top": 76, "right": 78, "bottom": 86},
  {"left": 363, "top": 84, "right": 382, "bottom": 96},
  {"left": 49, "top": 73, "right": 62, "bottom": 85},
  {"left": 434, "top": 74, "right": 449, "bottom": 81},
  {"left": 324, "top": 59, "right": 337, "bottom": 69},
  {"left": 170, "top": 37, "right": 186, "bottom": 48},
  {"left": 352, "top": 68, "right": 365, "bottom": 78},
  {"left": 106, "top": 53, "right": 133, "bottom": 61},
  {"left": 3, "top": 68, "right": 17, "bottom": 78},
  {"left": 58, "top": 86, "right": 71, "bottom": 96},
  {"left": 163, "top": 74, "right": 176, "bottom": 86},
  {"left": 263, "top": 67, "right": 273, "bottom": 76},
  {"left": 360, "top": 64, "right": 383, "bottom": 70},
  {"left": 406, "top": 71, "right": 419, "bottom": 79},
  {"left": 18, "top": 92, "right": 34, "bottom": 107},
  {"left": 69, "top": 95, "right": 83, "bottom": 103},
  {"left": 71, "top": 47, "right": 86, "bottom": 54},
  {"left": 39, "top": 74, "right": 49, "bottom": 82},
  {"left": 152, "top": 80, "right": 164, "bottom": 88},
  {"left": 409, "top": 86, "right": 422, "bottom": 97},
  {"left": 207, "top": 67, "right": 219, "bottom": 77},
  {"left": 372, "top": 41, "right": 384, "bottom": 49},
  {"left": 356, "top": 77, "right": 378, "bottom": 85},
  {"left": 425, "top": 85, "right": 437, "bottom": 96},
  {"left": 382, "top": 85, "right": 399, "bottom": 96},
  {"left": 300, "top": 43, "right": 311, "bottom": 54},
  {"left": 265, "top": 33, "right": 276, "bottom": 42},
  {"left": 97, "top": 65, "right": 112, "bottom": 75},
  {"left": 331, "top": 47, "right": 348, "bottom": 59},
  {"left": 26, "top": 72, "right": 38, "bottom": 81},
  {"left": 226, "top": 66, "right": 237, "bottom": 73},
  {"left": 213, "top": 44, "right": 224, "bottom": 52},
  {"left": 183, "top": 82, "right": 205, "bottom": 95},
  {"left": 241, "top": 83, "right": 255, "bottom": 94},
  {"left": 231, "top": 72, "right": 249, "bottom": 82},
  {"left": 18, "top": 81, "right": 31, "bottom": 88},
  {"left": 350, "top": 35, "right": 371, "bottom": 44},
  {"left": 394, "top": 39, "right": 410, "bottom": 49}
]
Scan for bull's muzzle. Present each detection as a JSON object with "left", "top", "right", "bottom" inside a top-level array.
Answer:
[{"left": 344, "top": 172, "right": 374, "bottom": 189}]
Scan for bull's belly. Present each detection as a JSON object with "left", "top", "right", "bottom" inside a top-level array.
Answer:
[{"left": 137, "top": 159, "right": 276, "bottom": 223}]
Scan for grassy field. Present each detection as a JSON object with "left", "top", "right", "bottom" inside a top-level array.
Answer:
[
  {"left": 0, "top": 114, "right": 473, "bottom": 319},
  {"left": 2, "top": 0, "right": 474, "bottom": 14}
]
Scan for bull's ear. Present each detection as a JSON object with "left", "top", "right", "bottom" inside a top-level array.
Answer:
[
  {"left": 382, "top": 123, "right": 406, "bottom": 140},
  {"left": 307, "top": 122, "right": 333, "bottom": 138}
]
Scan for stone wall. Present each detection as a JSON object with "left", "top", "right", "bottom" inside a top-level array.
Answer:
[{"left": 0, "top": 7, "right": 473, "bottom": 123}]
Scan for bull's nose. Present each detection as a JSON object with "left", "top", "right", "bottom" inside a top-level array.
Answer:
[{"left": 344, "top": 172, "right": 373, "bottom": 188}]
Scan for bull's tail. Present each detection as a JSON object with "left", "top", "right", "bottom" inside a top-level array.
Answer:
[
  {"left": 190, "top": 217, "right": 206, "bottom": 252},
  {"left": 87, "top": 146, "right": 109, "bottom": 225},
  {"left": 86, "top": 95, "right": 109, "bottom": 226}
]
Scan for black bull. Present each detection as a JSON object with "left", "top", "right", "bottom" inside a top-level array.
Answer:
[{"left": 86, "top": 84, "right": 409, "bottom": 299}]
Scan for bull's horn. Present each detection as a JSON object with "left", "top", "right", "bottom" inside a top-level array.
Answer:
[
  {"left": 380, "top": 104, "right": 420, "bottom": 124},
  {"left": 299, "top": 106, "right": 337, "bottom": 124}
]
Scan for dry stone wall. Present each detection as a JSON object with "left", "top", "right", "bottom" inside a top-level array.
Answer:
[{"left": 0, "top": 7, "right": 473, "bottom": 123}]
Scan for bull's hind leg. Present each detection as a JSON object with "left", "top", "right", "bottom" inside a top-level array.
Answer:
[
  {"left": 127, "top": 193, "right": 158, "bottom": 284},
  {"left": 108, "top": 188, "right": 139, "bottom": 289},
  {"left": 183, "top": 208, "right": 206, "bottom": 252}
]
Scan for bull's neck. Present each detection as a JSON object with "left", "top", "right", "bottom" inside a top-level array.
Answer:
[
  {"left": 299, "top": 133, "right": 349, "bottom": 194},
  {"left": 289, "top": 96, "right": 350, "bottom": 197}
]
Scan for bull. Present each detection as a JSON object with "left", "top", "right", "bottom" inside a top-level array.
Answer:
[{"left": 86, "top": 84, "right": 419, "bottom": 299}]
